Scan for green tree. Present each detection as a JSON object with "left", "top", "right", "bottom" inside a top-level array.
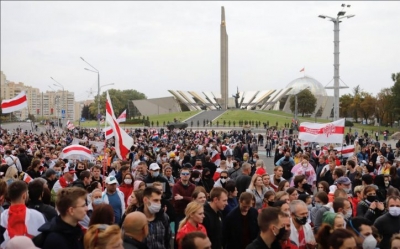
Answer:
[
  {"left": 351, "top": 85, "right": 362, "bottom": 123},
  {"left": 391, "top": 72, "right": 400, "bottom": 116},
  {"left": 359, "top": 93, "right": 376, "bottom": 122},
  {"left": 289, "top": 89, "right": 317, "bottom": 117},
  {"left": 376, "top": 88, "right": 394, "bottom": 126},
  {"left": 89, "top": 89, "right": 146, "bottom": 117},
  {"left": 339, "top": 94, "right": 354, "bottom": 117}
]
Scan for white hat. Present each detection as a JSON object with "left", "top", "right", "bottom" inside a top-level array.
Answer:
[
  {"left": 316, "top": 145, "right": 321, "bottom": 149},
  {"left": 105, "top": 176, "right": 118, "bottom": 185},
  {"left": 149, "top": 163, "right": 160, "bottom": 171}
]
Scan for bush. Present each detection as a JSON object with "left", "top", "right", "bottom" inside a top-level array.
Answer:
[{"left": 345, "top": 120, "right": 354, "bottom": 127}]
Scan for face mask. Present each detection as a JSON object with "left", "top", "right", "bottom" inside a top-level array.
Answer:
[
  {"left": 344, "top": 209, "right": 352, "bottom": 219},
  {"left": 384, "top": 181, "right": 389, "bottom": 187},
  {"left": 268, "top": 201, "right": 275, "bottom": 207},
  {"left": 302, "top": 163, "right": 308, "bottom": 168},
  {"left": 315, "top": 203, "right": 322, "bottom": 209},
  {"left": 191, "top": 153, "right": 196, "bottom": 157},
  {"left": 389, "top": 207, "right": 400, "bottom": 217},
  {"left": 162, "top": 157, "right": 167, "bottom": 162},
  {"left": 220, "top": 178, "right": 227, "bottom": 183},
  {"left": 152, "top": 172, "right": 160, "bottom": 178},
  {"left": 194, "top": 178, "right": 200, "bottom": 183},
  {"left": 344, "top": 188, "right": 351, "bottom": 194},
  {"left": 279, "top": 151, "right": 283, "bottom": 154},
  {"left": 148, "top": 202, "right": 161, "bottom": 214},
  {"left": 307, "top": 204, "right": 313, "bottom": 211},
  {"left": 366, "top": 195, "right": 376, "bottom": 203},
  {"left": 253, "top": 158, "right": 257, "bottom": 162},
  {"left": 303, "top": 183, "right": 311, "bottom": 190},
  {"left": 362, "top": 234, "right": 377, "bottom": 249},
  {"left": 273, "top": 226, "right": 286, "bottom": 241},
  {"left": 124, "top": 179, "right": 132, "bottom": 185},
  {"left": 93, "top": 198, "right": 103, "bottom": 206},
  {"left": 294, "top": 216, "right": 308, "bottom": 225},
  {"left": 56, "top": 171, "right": 62, "bottom": 177},
  {"left": 144, "top": 156, "right": 148, "bottom": 161}
]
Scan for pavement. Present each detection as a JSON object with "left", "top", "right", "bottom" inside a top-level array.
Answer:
[{"left": 184, "top": 110, "right": 226, "bottom": 125}]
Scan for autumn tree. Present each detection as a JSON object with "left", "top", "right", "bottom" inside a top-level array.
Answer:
[
  {"left": 359, "top": 93, "right": 376, "bottom": 122},
  {"left": 375, "top": 88, "right": 393, "bottom": 126},
  {"left": 289, "top": 89, "right": 317, "bottom": 117},
  {"left": 339, "top": 94, "right": 354, "bottom": 117}
]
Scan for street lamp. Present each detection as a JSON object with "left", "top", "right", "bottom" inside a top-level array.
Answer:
[
  {"left": 80, "top": 57, "right": 100, "bottom": 132},
  {"left": 319, "top": 3, "right": 354, "bottom": 121},
  {"left": 50, "top": 77, "right": 66, "bottom": 127}
]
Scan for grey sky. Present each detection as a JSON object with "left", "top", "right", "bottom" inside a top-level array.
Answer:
[{"left": 1, "top": 1, "right": 399, "bottom": 101}]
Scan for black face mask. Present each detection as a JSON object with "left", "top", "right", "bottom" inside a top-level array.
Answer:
[
  {"left": 268, "top": 201, "right": 275, "bottom": 207},
  {"left": 303, "top": 183, "right": 311, "bottom": 190},
  {"left": 294, "top": 216, "right": 308, "bottom": 225},
  {"left": 366, "top": 195, "right": 376, "bottom": 202},
  {"left": 274, "top": 226, "right": 286, "bottom": 241}
]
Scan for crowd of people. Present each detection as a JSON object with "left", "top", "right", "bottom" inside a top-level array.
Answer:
[{"left": 0, "top": 125, "right": 400, "bottom": 249}]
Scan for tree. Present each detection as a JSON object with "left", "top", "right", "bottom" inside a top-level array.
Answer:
[
  {"left": 350, "top": 85, "right": 362, "bottom": 123},
  {"left": 89, "top": 89, "right": 146, "bottom": 118},
  {"left": 339, "top": 94, "right": 354, "bottom": 117},
  {"left": 391, "top": 72, "right": 400, "bottom": 116},
  {"left": 289, "top": 89, "right": 317, "bottom": 117},
  {"left": 359, "top": 93, "right": 376, "bottom": 122},
  {"left": 376, "top": 88, "right": 394, "bottom": 126}
]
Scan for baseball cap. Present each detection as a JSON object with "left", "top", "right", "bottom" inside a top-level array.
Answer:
[
  {"left": 6, "top": 236, "right": 39, "bottom": 249},
  {"left": 105, "top": 176, "right": 118, "bottom": 185},
  {"left": 45, "top": 169, "right": 56, "bottom": 178},
  {"left": 316, "top": 145, "right": 321, "bottom": 149},
  {"left": 336, "top": 176, "right": 351, "bottom": 185},
  {"left": 149, "top": 163, "right": 160, "bottom": 171}
]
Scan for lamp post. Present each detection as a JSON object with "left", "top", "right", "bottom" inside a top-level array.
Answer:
[
  {"left": 50, "top": 77, "right": 65, "bottom": 127},
  {"left": 80, "top": 57, "right": 101, "bottom": 132},
  {"left": 319, "top": 3, "right": 354, "bottom": 121}
]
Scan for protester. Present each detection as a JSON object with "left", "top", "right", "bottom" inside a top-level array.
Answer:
[
  {"left": 176, "top": 201, "right": 207, "bottom": 248},
  {"left": 84, "top": 224, "right": 123, "bottom": 249}
]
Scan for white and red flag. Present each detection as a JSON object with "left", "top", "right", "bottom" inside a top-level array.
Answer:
[
  {"left": 106, "top": 91, "right": 133, "bottom": 159},
  {"left": 211, "top": 150, "right": 221, "bottom": 166},
  {"left": 66, "top": 120, "right": 75, "bottom": 130},
  {"left": 334, "top": 144, "right": 355, "bottom": 158},
  {"left": 298, "top": 119, "right": 345, "bottom": 144},
  {"left": 61, "top": 144, "right": 93, "bottom": 160},
  {"left": 117, "top": 109, "right": 126, "bottom": 123},
  {"left": 1, "top": 91, "right": 28, "bottom": 114}
]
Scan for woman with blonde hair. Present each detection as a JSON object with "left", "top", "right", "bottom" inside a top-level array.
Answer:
[
  {"left": 246, "top": 174, "right": 268, "bottom": 209},
  {"left": 4, "top": 166, "right": 18, "bottom": 185},
  {"left": 176, "top": 201, "right": 207, "bottom": 249},
  {"left": 84, "top": 224, "right": 123, "bottom": 249}
]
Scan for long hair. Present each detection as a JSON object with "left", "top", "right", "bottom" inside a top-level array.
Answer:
[
  {"left": 89, "top": 204, "right": 115, "bottom": 226},
  {"left": 178, "top": 201, "right": 204, "bottom": 231},
  {"left": 316, "top": 224, "right": 333, "bottom": 249},
  {"left": 84, "top": 224, "right": 121, "bottom": 249}
]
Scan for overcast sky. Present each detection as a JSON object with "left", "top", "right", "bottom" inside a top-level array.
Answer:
[{"left": 1, "top": 1, "right": 399, "bottom": 101}]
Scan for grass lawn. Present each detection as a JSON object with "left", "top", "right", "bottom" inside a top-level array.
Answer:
[
  {"left": 216, "top": 110, "right": 400, "bottom": 135},
  {"left": 148, "top": 111, "right": 200, "bottom": 124}
]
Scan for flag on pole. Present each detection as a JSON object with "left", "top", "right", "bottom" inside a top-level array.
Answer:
[
  {"left": 1, "top": 91, "right": 28, "bottom": 113},
  {"left": 300, "top": 68, "right": 305, "bottom": 72},
  {"left": 106, "top": 91, "right": 133, "bottom": 159},
  {"left": 23, "top": 173, "right": 32, "bottom": 184},
  {"left": 104, "top": 126, "right": 113, "bottom": 140},
  {"left": 66, "top": 120, "right": 75, "bottom": 130},
  {"left": 117, "top": 110, "right": 127, "bottom": 123},
  {"left": 298, "top": 119, "right": 345, "bottom": 144}
]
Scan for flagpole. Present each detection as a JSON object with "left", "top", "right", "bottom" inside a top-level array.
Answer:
[{"left": 303, "top": 67, "right": 305, "bottom": 77}]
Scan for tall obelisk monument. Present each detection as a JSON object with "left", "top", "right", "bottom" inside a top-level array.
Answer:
[{"left": 220, "top": 6, "right": 228, "bottom": 110}]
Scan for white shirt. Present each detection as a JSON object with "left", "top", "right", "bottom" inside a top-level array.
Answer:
[
  {"left": 289, "top": 217, "right": 315, "bottom": 247},
  {"left": 4, "top": 155, "right": 22, "bottom": 172}
]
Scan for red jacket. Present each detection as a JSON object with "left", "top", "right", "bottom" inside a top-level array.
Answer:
[
  {"left": 172, "top": 181, "right": 196, "bottom": 214},
  {"left": 176, "top": 221, "right": 207, "bottom": 249},
  {"left": 118, "top": 184, "right": 133, "bottom": 207},
  {"left": 281, "top": 239, "right": 299, "bottom": 249}
]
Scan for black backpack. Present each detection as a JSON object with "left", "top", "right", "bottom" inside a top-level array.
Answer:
[{"left": 281, "top": 159, "right": 293, "bottom": 180}]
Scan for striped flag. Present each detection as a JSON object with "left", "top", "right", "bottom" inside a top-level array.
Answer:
[
  {"left": 61, "top": 144, "right": 93, "bottom": 160},
  {"left": 106, "top": 91, "right": 133, "bottom": 159},
  {"left": 1, "top": 91, "right": 28, "bottom": 113},
  {"left": 23, "top": 173, "right": 32, "bottom": 183},
  {"left": 211, "top": 150, "right": 221, "bottom": 166},
  {"left": 66, "top": 120, "right": 75, "bottom": 130},
  {"left": 103, "top": 110, "right": 127, "bottom": 139},
  {"left": 117, "top": 110, "right": 126, "bottom": 123}
]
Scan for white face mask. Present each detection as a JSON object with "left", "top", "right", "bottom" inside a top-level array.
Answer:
[
  {"left": 302, "top": 163, "right": 308, "bottom": 167},
  {"left": 362, "top": 234, "right": 377, "bottom": 249},
  {"left": 344, "top": 209, "right": 352, "bottom": 219},
  {"left": 124, "top": 179, "right": 132, "bottom": 185},
  {"left": 389, "top": 207, "right": 400, "bottom": 217},
  {"left": 220, "top": 178, "right": 227, "bottom": 183}
]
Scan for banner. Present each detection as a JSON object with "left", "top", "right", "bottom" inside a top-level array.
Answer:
[{"left": 298, "top": 119, "right": 345, "bottom": 144}]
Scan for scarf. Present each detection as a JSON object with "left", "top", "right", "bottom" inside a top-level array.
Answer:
[{"left": 8, "top": 204, "right": 30, "bottom": 238}]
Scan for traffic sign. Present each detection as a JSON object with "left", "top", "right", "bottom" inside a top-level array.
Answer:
[{"left": 61, "top": 109, "right": 65, "bottom": 118}]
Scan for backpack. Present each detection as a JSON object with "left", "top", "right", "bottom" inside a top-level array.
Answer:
[{"left": 281, "top": 159, "right": 293, "bottom": 180}]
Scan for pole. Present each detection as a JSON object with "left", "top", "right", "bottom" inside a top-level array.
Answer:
[
  {"left": 97, "top": 72, "right": 100, "bottom": 133},
  {"left": 62, "top": 89, "right": 65, "bottom": 128},
  {"left": 333, "top": 19, "right": 340, "bottom": 121},
  {"left": 295, "top": 94, "right": 298, "bottom": 121}
]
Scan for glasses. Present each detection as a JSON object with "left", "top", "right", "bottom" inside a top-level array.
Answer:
[
  {"left": 181, "top": 172, "right": 190, "bottom": 176},
  {"left": 74, "top": 202, "right": 87, "bottom": 208}
]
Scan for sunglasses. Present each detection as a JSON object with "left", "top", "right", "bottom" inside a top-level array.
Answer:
[{"left": 181, "top": 172, "right": 190, "bottom": 176}]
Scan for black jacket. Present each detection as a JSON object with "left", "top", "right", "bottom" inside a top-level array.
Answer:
[
  {"left": 223, "top": 206, "right": 259, "bottom": 249},
  {"left": 203, "top": 202, "right": 223, "bottom": 249},
  {"left": 246, "top": 235, "right": 282, "bottom": 249},
  {"left": 71, "top": 179, "right": 87, "bottom": 189},
  {"left": 356, "top": 200, "right": 384, "bottom": 223},
  {"left": 235, "top": 174, "right": 252, "bottom": 197},
  {"left": 123, "top": 235, "right": 149, "bottom": 249},
  {"left": 27, "top": 200, "right": 57, "bottom": 222},
  {"left": 144, "top": 174, "right": 172, "bottom": 200},
  {"left": 38, "top": 216, "right": 84, "bottom": 249}
]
